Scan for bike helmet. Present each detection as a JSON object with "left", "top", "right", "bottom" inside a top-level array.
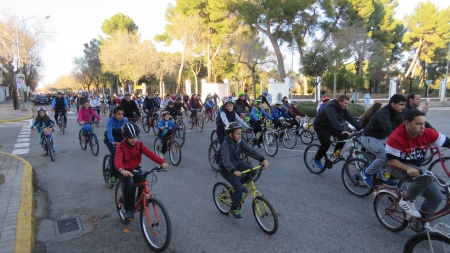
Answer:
[
  {"left": 238, "top": 92, "right": 245, "bottom": 97},
  {"left": 254, "top": 99, "right": 262, "bottom": 105},
  {"left": 124, "top": 92, "right": 131, "bottom": 97},
  {"left": 225, "top": 122, "right": 241, "bottom": 134},
  {"left": 37, "top": 107, "right": 46, "bottom": 112},
  {"left": 262, "top": 90, "right": 268, "bottom": 95},
  {"left": 168, "top": 100, "right": 174, "bottom": 105},
  {"left": 276, "top": 101, "right": 283, "bottom": 106},
  {"left": 122, "top": 122, "right": 140, "bottom": 138},
  {"left": 290, "top": 101, "right": 298, "bottom": 105},
  {"left": 161, "top": 111, "right": 170, "bottom": 118},
  {"left": 322, "top": 96, "right": 330, "bottom": 102},
  {"left": 223, "top": 98, "right": 234, "bottom": 106}
]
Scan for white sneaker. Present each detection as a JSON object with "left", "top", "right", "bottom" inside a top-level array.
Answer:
[{"left": 399, "top": 198, "right": 421, "bottom": 218}]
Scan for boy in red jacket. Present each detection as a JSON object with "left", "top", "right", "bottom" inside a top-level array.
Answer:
[{"left": 115, "top": 122, "right": 168, "bottom": 220}]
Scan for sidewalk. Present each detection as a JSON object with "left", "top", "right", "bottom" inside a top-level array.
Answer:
[
  {"left": 0, "top": 151, "right": 34, "bottom": 253},
  {"left": 0, "top": 100, "right": 33, "bottom": 123}
]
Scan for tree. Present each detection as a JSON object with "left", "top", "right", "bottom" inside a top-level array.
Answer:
[
  {"left": 101, "top": 13, "right": 138, "bottom": 37},
  {"left": 300, "top": 44, "right": 330, "bottom": 101},
  {"left": 155, "top": 52, "right": 178, "bottom": 94},
  {"left": 185, "top": 55, "right": 205, "bottom": 94}
]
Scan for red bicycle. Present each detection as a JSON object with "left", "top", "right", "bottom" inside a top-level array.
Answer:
[
  {"left": 426, "top": 146, "right": 450, "bottom": 178},
  {"left": 114, "top": 166, "right": 172, "bottom": 252}
]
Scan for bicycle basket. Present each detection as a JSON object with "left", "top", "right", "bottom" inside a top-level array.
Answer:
[
  {"left": 43, "top": 127, "right": 53, "bottom": 136},
  {"left": 82, "top": 124, "right": 92, "bottom": 132}
]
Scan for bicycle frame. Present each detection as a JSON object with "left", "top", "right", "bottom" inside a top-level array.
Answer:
[{"left": 427, "top": 147, "right": 450, "bottom": 176}]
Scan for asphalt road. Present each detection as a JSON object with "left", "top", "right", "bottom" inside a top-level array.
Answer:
[{"left": 2, "top": 108, "right": 450, "bottom": 253}]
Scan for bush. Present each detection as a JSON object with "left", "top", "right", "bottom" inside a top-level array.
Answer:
[
  {"left": 295, "top": 101, "right": 365, "bottom": 118},
  {"left": 347, "top": 104, "right": 365, "bottom": 117}
]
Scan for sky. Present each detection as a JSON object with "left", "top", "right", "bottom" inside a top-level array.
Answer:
[{"left": 1, "top": 0, "right": 449, "bottom": 88}]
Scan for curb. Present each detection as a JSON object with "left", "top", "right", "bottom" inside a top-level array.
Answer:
[
  {"left": 0, "top": 151, "right": 35, "bottom": 253},
  {"left": 0, "top": 109, "right": 33, "bottom": 123}
]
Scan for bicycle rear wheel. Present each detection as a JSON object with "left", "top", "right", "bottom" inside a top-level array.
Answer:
[
  {"left": 252, "top": 196, "right": 278, "bottom": 235},
  {"left": 263, "top": 131, "right": 278, "bottom": 157},
  {"left": 140, "top": 198, "right": 172, "bottom": 252},
  {"left": 299, "top": 129, "right": 314, "bottom": 145},
  {"left": 303, "top": 144, "right": 326, "bottom": 174},
  {"left": 90, "top": 133, "right": 99, "bottom": 156},
  {"left": 114, "top": 182, "right": 131, "bottom": 224},
  {"left": 403, "top": 231, "right": 450, "bottom": 253},
  {"left": 79, "top": 130, "right": 87, "bottom": 150},
  {"left": 373, "top": 191, "right": 408, "bottom": 232},
  {"left": 213, "top": 182, "right": 232, "bottom": 215},
  {"left": 341, "top": 158, "right": 372, "bottom": 197},
  {"left": 307, "top": 125, "right": 318, "bottom": 140},
  {"left": 102, "top": 154, "right": 114, "bottom": 188},
  {"left": 142, "top": 117, "right": 150, "bottom": 133},
  {"left": 428, "top": 157, "right": 450, "bottom": 177},
  {"left": 169, "top": 141, "right": 182, "bottom": 166},
  {"left": 210, "top": 130, "right": 218, "bottom": 143},
  {"left": 282, "top": 129, "right": 297, "bottom": 149},
  {"left": 197, "top": 114, "right": 204, "bottom": 132},
  {"left": 208, "top": 139, "right": 221, "bottom": 172}
]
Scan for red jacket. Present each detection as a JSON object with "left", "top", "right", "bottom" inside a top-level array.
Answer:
[{"left": 114, "top": 140, "right": 164, "bottom": 171}]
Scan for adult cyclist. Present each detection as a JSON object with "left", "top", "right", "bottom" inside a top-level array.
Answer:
[
  {"left": 188, "top": 93, "right": 203, "bottom": 122},
  {"left": 51, "top": 91, "right": 69, "bottom": 128},
  {"left": 120, "top": 92, "right": 141, "bottom": 122}
]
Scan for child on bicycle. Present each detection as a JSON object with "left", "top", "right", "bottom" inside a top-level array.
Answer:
[
  {"left": 32, "top": 107, "right": 57, "bottom": 152},
  {"left": 78, "top": 100, "right": 102, "bottom": 141},
  {"left": 204, "top": 95, "right": 216, "bottom": 117},
  {"left": 105, "top": 106, "right": 127, "bottom": 183},
  {"left": 115, "top": 122, "right": 168, "bottom": 221},
  {"left": 249, "top": 99, "right": 273, "bottom": 147},
  {"left": 219, "top": 122, "right": 269, "bottom": 220},
  {"left": 157, "top": 111, "right": 182, "bottom": 157}
]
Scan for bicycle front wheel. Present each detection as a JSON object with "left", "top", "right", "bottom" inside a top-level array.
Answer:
[
  {"left": 154, "top": 137, "right": 162, "bottom": 157},
  {"left": 373, "top": 191, "right": 408, "bottom": 232},
  {"left": 403, "top": 231, "right": 450, "bottom": 253},
  {"left": 79, "top": 130, "right": 87, "bottom": 150},
  {"left": 47, "top": 138, "right": 54, "bottom": 162},
  {"left": 102, "top": 154, "right": 114, "bottom": 188},
  {"left": 208, "top": 139, "right": 221, "bottom": 172},
  {"left": 142, "top": 117, "right": 150, "bottom": 133},
  {"left": 263, "top": 131, "right": 278, "bottom": 157},
  {"left": 303, "top": 144, "right": 326, "bottom": 174},
  {"left": 169, "top": 141, "right": 182, "bottom": 166},
  {"left": 152, "top": 117, "right": 160, "bottom": 135},
  {"left": 282, "top": 129, "right": 297, "bottom": 149},
  {"left": 174, "top": 128, "right": 185, "bottom": 147},
  {"left": 90, "top": 133, "right": 99, "bottom": 156},
  {"left": 341, "top": 158, "right": 372, "bottom": 197},
  {"left": 299, "top": 129, "right": 314, "bottom": 145},
  {"left": 213, "top": 182, "right": 233, "bottom": 215},
  {"left": 114, "top": 182, "right": 131, "bottom": 224},
  {"left": 140, "top": 198, "right": 172, "bottom": 252},
  {"left": 252, "top": 196, "right": 278, "bottom": 235},
  {"left": 210, "top": 130, "right": 218, "bottom": 143},
  {"left": 428, "top": 157, "right": 450, "bottom": 177},
  {"left": 197, "top": 114, "right": 204, "bottom": 132}
]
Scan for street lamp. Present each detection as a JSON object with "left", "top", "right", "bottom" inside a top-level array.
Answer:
[{"left": 15, "top": 15, "right": 50, "bottom": 110}]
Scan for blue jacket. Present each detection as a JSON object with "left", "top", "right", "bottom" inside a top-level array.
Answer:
[
  {"left": 33, "top": 118, "right": 55, "bottom": 134},
  {"left": 250, "top": 107, "right": 273, "bottom": 121},
  {"left": 106, "top": 117, "right": 128, "bottom": 143},
  {"left": 205, "top": 100, "right": 216, "bottom": 108},
  {"left": 51, "top": 97, "right": 69, "bottom": 109},
  {"left": 157, "top": 119, "right": 179, "bottom": 136},
  {"left": 273, "top": 107, "right": 291, "bottom": 119}
]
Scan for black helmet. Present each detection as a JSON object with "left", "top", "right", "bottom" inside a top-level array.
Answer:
[
  {"left": 168, "top": 100, "right": 174, "bottom": 105},
  {"left": 122, "top": 122, "right": 140, "bottom": 138},
  {"left": 225, "top": 122, "right": 241, "bottom": 134}
]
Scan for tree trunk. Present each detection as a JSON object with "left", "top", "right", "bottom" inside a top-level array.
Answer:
[
  {"left": 194, "top": 75, "right": 198, "bottom": 94},
  {"left": 267, "top": 34, "right": 286, "bottom": 80},
  {"left": 404, "top": 40, "right": 423, "bottom": 78},
  {"left": 333, "top": 69, "right": 337, "bottom": 99},
  {"left": 358, "top": 37, "right": 367, "bottom": 77},
  {"left": 177, "top": 42, "right": 186, "bottom": 92}
]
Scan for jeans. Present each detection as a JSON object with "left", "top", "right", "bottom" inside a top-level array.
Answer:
[
  {"left": 160, "top": 130, "right": 173, "bottom": 154},
  {"left": 403, "top": 173, "right": 443, "bottom": 216},
  {"left": 54, "top": 110, "right": 67, "bottom": 125},
  {"left": 105, "top": 141, "right": 118, "bottom": 178},
  {"left": 220, "top": 162, "right": 255, "bottom": 209},
  {"left": 119, "top": 168, "right": 141, "bottom": 212},
  {"left": 360, "top": 136, "right": 386, "bottom": 175},
  {"left": 313, "top": 126, "right": 347, "bottom": 160},
  {"left": 249, "top": 120, "right": 262, "bottom": 143}
]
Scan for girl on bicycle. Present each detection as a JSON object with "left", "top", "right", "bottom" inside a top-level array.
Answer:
[
  {"left": 249, "top": 99, "right": 273, "bottom": 147},
  {"left": 216, "top": 98, "right": 250, "bottom": 144},
  {"left": 105, "top": 106, "right": 128, "bottom": 183},
  {"left": 157, "top": 111, "right": 182, "bottom": 157},
  {"left": 219, "top": 122, "right": 269, "bottom": 220},
  {"left": 204, "top": 96, "right": 216, "bottom": 117},
  {"left": 32, "top": 107, "right": 57, "bottom": 152},
  {"left": 78, "top": 100, "right": 102, "bottom": 141},
  {"left": 115, "top": 122, "right": 168, "bottom": 221}
]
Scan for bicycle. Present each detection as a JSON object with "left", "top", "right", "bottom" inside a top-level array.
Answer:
[
  {"left": 79, "top": 122, "right": 99, "bottom": 156},
  {"left": 56, "top": 110, "right": 66, "bottom": 134},
  {"left": 295, "top": 116, "right": 316, "bottom": 145},
  {"left": 142, "top": 111, "right": 160, "bottom": 135},
  {"left": 38, "top": 126, "right": 55, "bottom": 161},
  {"left": 114, "top": 166, "right": 172, "bottom": 252},
  {"left": 373, "top": 171, "right": 450, "bottom": 233},
  {"left": 154, "top": 132, "right": 182, "bottom": 166},
  {"left": 303, "top": 130, "right": 363, "bottom": 174},
  {"left": 212, "top": 165, "right": 278, "bottom": 234},
  {"left": 203, "top": 106, "right": 217, "bottom": 123},
  {"left": 403, "top": 223, "right": 450, "bottom": 252},
  {"left": 261, "top": 119, "right": 278, "bottom": 157},
  {"left": 172, "top": 116, "right": 186, "bottom": 147},
  {"left": 187, "top": 108, "right": 204, "bottom": 132},
  {"left": 274, "top": 119, "right": 297, "bottom": 149},
  {"left": 102, "top": 153, "right": 115, "bottom": 188}
]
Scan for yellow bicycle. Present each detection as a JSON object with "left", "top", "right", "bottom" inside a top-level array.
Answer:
[{"left": 213, "top": 165, "right": 278, "bottom": 234}]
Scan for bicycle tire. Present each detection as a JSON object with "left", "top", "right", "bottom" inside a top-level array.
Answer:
[
  {"left": 169, "top": 141, "right": 182, "bottom": 166},
  {"left": 79, "top": 130, "right": 87, "bottom": 150},
  {"left": 114, "top": 182, "right": 131, "bottom": 224},
  {"left": 154, "top": 137, "right": 162, "bottom": 157},
  {"left": 263, "top": 131, "right": 278, "bottom": 157},
  {"left": 197, "top": 114, "right": 204, "bottom": 132},
  {"left": 102, "top": 154, "right": 114, "bottom": 188},
  {"left": 299, "top": 129, "right": 314, "bottom": 145},
  {"left": 43, "top": 138, "right": 48, "bottom": 155},
  {"left": 208, "top": 139, "right": 221, "bottom": 172},
  {"left": 142, "top": 117, "right": 150, "bottom": 133},
  {"left": 210, "top": 130, "right": 218, "bottom": 143},
  {"left": 341, "top": 158, "right": 373, "bottom": 197},
  {"left": 403, "top": 231, "right": 450, "bottom": 253},
  {"left": 152, "top": 117, "right": 160, "bottom": 135},
  {"left": 421, "top": 149, "right": 434, "bottom": 166},
  {"left": 187, "top": 117, "right": 194, "bottom": 129},
  {"left": 174, "top": 128, "right": 185, "bottom": 147},
  {"left": 213, "top": 182, "right": 232, "bottom": 215},
  {"left": 140, "top": 198, "right": 172, "bottom": 252},
  {"left": 90, "top": 133, "right": 99, "bottom": 156},
  {"left": 428, "top": 157, "right": 450, "bottom": 177},
  {"left": 307, "top": 124, "right": 318, "bottom": 140},
  {"left": 303, "top": 144, "right": 326, "bottom": 174},
  {"left": 204, "top": 113, "right": 210, "bottom": 123},
  {"left": 252, "top": 196, "right": 278, "bottom": 235},
  {"left": 373, "top": 191, "right": 408, "bottom": 232},
  {"left": 61, "top": 120, "right": 65, "bottom": 135},
  {"left": 47, "top": 138, "right": 54, "bottom": 161},
  {"left": 282, "top": 129, "right": 297, "bottom": 149}
]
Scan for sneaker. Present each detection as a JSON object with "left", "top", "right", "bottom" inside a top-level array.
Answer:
[
  {"left": 229, "top": 209, "right": 243, "bottom": 220},
  {"left": 399, "top": 198, "right": 421, "bottom": 218},
  {"left": 313, "top": 159, "right": 324, "bottom": 169},
  {"left": 124, "top": 210, "right": 134, "bottom": 221},
  {"left": 360, "top": 171, "right": 373, "bottom": 187},
  {"left": 110, "top": 176, "right": 117, "bottom": 184},
  {"left": 52, "top": 148, "right": 57, "bottom": 153}
]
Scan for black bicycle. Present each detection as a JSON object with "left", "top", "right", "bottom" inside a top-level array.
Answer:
[{"left": 79, "top": 122, "right": 99, "bottom": 156}]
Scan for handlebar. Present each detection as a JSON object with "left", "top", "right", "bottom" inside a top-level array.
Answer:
[
  {"left": 240, "top": 165, "right": 263, "bottom": 175},
  {"left": 413, "top": 170, "right": 449, "bottom": 188},
  {"left": 132, "top": 165, "right": 166, "bottom": 178}
]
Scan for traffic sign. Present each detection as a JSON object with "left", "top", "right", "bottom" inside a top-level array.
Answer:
[
  {"left": 364, "top": 93, "right": 371, "bottom": 106},
  {"left": 267, "top": 94, "right": 272, "bottom": 104},
  {"left": 425, "top": 80, "right": 433, "bottom": 86}
]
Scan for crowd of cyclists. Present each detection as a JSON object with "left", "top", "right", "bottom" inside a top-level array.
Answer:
[{"left": 30, "top": 88, "right": 450, "bottom": 248}]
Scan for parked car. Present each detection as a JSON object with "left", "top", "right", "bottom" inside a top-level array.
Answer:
[{"left": 34, "top": 94, "right": 50, "bottom": 105}]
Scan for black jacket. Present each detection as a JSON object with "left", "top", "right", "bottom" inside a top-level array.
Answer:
[
  {"left": 314, "top": 99, "right": 362, "bottom": 133},
  {"left": 165, "top": 105, "right": 182, "bottom": 117},
  {"left": 235, "top": 99, "right": 251, "bottom": 114},
  {"left": 363, "top": 104, "right": 403, "bottom": 139},
  {"left": 402, "top": 102, "right": 435, "bottom": 130},
  {"left": 120, "top": 99, "right": 141, "bottom": 119},
  {"left": 219, "top": 136, "right": 265, "bottom": 173}
]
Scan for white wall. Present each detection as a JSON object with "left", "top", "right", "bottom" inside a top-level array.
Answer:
[
  {"left": 0, "top": 86, "right": 9, "bottom": 102},
  {"left": 268, "top": 78, "right": 290, "bottom": 105},
  {"left": 201, "top": 81, "right": 230, "bottom": 103}
]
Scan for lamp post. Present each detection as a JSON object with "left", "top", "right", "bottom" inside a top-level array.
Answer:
[{"left": 15, "top": 15, "right": 50, "bottom": 110}]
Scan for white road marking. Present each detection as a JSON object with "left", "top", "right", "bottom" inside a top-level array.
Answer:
[
  {"left": 16, "top": 138, "right": 30, "bottom": 142},
  {"left": 12, "top": 148, "right": 29, "bottom": 155},
  {"left": 14, "top": 143, "right": 30, "bottom": 148},
  {"left": 11, "top": 125, "right": 32, "bottom": 155}
]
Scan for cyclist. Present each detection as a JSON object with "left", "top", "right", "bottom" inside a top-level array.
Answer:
[
  {"left": 216, "top": 99, "right": 250, "bottom": 144},
  {"left": 359, "top": 102, "right": 382, "bottom": 128},
  {"left": 281, "top": 96, "right": 290, "bottom": 110},
  {"left": 174, "top": 97, "right": 188, "bottom": 114},
  {"left": 387, "top": 110, "right": 450, "bottom": 218},
  {"left": 235, "top": 92, "right": 252, "bottom": 118},
  {"left": 188, "top": 93, "right": 203, "bottom": 121},
  {"left": 360, "top": 94, "right": 406, "bottom": 187},
  {"left": 115, "top": 122, "right": 168, "bottom": 221},
  {"left": 51, "top": 91, "right": 69, "bottom": 128},
  {"left": 219, "top": 122, "right": 269, "bottom": 220},
  {"left": 257, "top": 90, "right": 271, "bottom": 110},
  {"left": 317, "top": 96, "right": 330, "bottom": 113},
  {"left": 105, "top": 106, "right": 127, "bottom": 183},
  {"left": 249, "top": 99, "right": 273, "bottom": 147},
  {"left": 287, "top": 101, "right": 305, "bottom": 135},
  {"left": 165, "top": 101, "right": 183, "bottom": 119},
  {"left": 402, "top": 92, "right": 435, "bottom": 130},
  {"left": 78, "top": 100, "right": 102, "bottom": 142},
  {"left": 312, "top": 95, "right": 362, "bottom": 169},
  {"left": 90, "top": 93, "right": 101, "bottom": 118},
  {"left": 273, "top": 101, "right": 295, "bottom": 130},
  {"left": 157, "top": 111, "right": 182, "bottom": 157},
  {"left": 143, "top": 92, "right": 158, "bottom": 126},
  {"left": 204, "top": 96, "right": 217, "bottom": 118},
  {"left": 120, "top": 92, "right": 141, "bottom": 122},
  {"left": 160, "top": 94, "right": 173, "bottom": 110},
  {"left": 32, "top": 107, "right": 56, "bottom": 152}
]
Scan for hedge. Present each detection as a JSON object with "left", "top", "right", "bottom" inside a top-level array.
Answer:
[{"left": 295, "top": 101, "right": 365, "bottom": 117}]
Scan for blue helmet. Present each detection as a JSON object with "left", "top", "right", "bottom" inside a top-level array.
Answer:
[{"left": 262, "top": 90, "right": 268, "bottom": 95}]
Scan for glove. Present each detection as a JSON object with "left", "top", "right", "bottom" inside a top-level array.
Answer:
[{"left": 279, "top": 117, "right": 284, "bottom": 120}]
